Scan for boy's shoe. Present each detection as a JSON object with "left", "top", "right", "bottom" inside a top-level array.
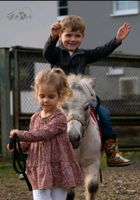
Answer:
[
  {"left": 107, "top": 152, "right": 131, "bottom": 167},
  {"left": 104, "top": 139, "right": 131, "bottom": 167}
]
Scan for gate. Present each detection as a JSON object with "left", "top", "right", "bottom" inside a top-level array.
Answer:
[
  {"left": 0, "top": 47, "right": 140, "bottom": 159},
  {"left": 0, "top": 48, "right": 11, "bottom": 159},
  {"left": 10, "top": 47, "right": 48, "bottom": 129}
]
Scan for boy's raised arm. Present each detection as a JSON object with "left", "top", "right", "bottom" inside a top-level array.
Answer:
[{"left": 50, "top": 22, "right": 62, "bottom": 38}]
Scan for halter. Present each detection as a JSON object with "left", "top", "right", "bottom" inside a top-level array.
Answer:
[{"left": 67, "top": 112, "right": 90, "bottom": 137}]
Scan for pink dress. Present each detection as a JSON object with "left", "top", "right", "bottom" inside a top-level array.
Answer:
[{"left": 16, "top": 108, "right": 84, "bottom": 190}]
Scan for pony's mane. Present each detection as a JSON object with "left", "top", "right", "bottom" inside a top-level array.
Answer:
[{"left": 67, "top": 74, "right": 96, "bottom": 98}]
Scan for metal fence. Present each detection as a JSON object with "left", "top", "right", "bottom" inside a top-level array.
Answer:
[
  {"left": 0, "top": 46, "right": 140, "bottom": 158},
  {"left": 90, "top": 55, "right": 140, "bottom": 117},
  {"left": 13, "top": 48, "right": 140, "bottom": 117}
]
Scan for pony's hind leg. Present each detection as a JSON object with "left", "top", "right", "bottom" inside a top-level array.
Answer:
[{"left": 84, "top": 162, "right": 100, "bottom": 200}]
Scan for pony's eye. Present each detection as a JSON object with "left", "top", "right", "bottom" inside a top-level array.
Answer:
[{"left": 84, "top": 103, "right": 90, "bottom": 111}]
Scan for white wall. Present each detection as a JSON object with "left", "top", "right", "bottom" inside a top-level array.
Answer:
[{"left": 0, "top": 1, "right": 57, "bottom": 48}]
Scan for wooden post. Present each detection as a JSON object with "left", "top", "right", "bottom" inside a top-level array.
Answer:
[{"left": 0, "top": 48, "right": 12, "bottom": 159}]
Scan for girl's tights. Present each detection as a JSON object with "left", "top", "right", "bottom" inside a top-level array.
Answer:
[{"left": 33, "top": 188, "right": 68, "bottom": 200}]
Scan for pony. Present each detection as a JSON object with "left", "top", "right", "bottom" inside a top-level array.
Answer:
[{"left": 60, "top": 74, "right": 102, "bottom": 200}]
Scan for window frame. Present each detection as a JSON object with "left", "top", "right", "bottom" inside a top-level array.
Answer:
[
  {"left": 111, "top": 1, "right": 139, "bottom": 16},
  {"left": 57, "top": 0, "right": 68, "bottom": 22}
]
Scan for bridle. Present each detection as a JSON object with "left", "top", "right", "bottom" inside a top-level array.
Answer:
[
  {"left": 67, "top": 111, "right": 90, "bottom": 137},
  {"left": 66, "top": 97, "right": 100, "bottom": 138}
]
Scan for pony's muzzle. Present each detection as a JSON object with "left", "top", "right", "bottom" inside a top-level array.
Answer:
[{"left": 68, "top": 130, "right": 81, "bottom": 149}]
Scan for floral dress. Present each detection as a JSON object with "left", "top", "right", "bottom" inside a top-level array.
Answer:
[{"left": 16, "top": 108, "right": 84, "bottom": 190}]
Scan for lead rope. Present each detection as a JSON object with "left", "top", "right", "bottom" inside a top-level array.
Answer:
[{"left": 9, "top": 135, "right": 32, "bottom": 191}]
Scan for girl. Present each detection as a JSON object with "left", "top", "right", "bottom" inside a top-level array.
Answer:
[{"left": 7, "top": 68, "right": 84, "bottom": 200}]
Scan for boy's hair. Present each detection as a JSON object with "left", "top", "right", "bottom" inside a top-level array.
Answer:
[
  {"left": 60, "top": 15, "right": 85, "bottom": 34},
  {"left": 34, "top": 67, "right": 73, "bottom": 103}
]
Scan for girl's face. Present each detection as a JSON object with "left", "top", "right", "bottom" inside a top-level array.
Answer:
[
  {"left": 37, "top": 83, "right": 59, "bottom": 116},
  {"left": 59, "top": 28, "right": 84, "bottom": 52}
]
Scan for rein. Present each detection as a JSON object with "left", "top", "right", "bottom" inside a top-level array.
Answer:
[
  {"left": 9, "top": 135, "right": 32, "bottom": 191},
  {"left": 67, "top": 114, "right": 89, "bottom": 137}
]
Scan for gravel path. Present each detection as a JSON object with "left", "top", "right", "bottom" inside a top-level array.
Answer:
[
  {"left": 0, "top": 153, "right": 140, "bottom": 200},
  {"left": 76, "top": 158, "right": 140, "bottom": 200}
]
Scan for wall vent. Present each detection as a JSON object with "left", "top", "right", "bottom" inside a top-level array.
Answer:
[{"left": 119, "top": 76, "right": 139, "bottom": 98}]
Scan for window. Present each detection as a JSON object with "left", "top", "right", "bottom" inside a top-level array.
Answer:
[
  {"left": 112, "top": 1, "right": 139, "bottom": 16},
  {"left": 57, "top": 0, "right": 68, "bottom": 21}
]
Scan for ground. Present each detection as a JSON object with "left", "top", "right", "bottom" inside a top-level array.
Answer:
[{"left": 0, "top": 152, "right": 140, "bottom": 200}]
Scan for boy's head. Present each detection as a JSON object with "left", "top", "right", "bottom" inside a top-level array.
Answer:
[
  {"left": 59, "top": 15, "right": 85, "bottom": 52},
  {"left": 60, "top": 15, "right": 85, "bottom": 35}
]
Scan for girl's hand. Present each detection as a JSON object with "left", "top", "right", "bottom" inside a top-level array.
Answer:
[
  {"left": 7, "top": 143, "right": 13, "bottom": 152},
  {"left": 7, "top": 129, "right": 19, "bottom": 151},
  {"left": 7, "top": 129, "right": 19, "bottom": 152},
  {"left": 116, "top": 22, "right": 131, "bottom": 43},
  {"left": 50, "top": 22, "right": 62, "bottom": 38},
  {"left": 10, "top": 129, "right": 19, "bottom": 138}
]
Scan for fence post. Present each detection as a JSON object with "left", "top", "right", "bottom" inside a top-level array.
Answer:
[{"left": 0, "top": 48, "right": 12, "bottom": 159}]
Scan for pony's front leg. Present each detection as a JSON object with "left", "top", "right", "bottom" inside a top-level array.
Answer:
[
  {"left": 84, "top": 161, "right": 100, "bottom": 200},
  {"left": 66, "top": 189, "right": 75, "bottom": 200}
]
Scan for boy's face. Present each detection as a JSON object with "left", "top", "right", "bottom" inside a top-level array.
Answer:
[{"left": 59, "top": 28, "right": 84, "bottom": 52}]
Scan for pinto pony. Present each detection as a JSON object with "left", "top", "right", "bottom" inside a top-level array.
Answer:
[{"left": 61, "top": 74, "right": 102, "bottom": 200}]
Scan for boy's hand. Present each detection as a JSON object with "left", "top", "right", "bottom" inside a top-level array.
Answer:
[
  {"left": 116, "top": 22, "right": 131, "bottom": 43},
  {"left": 50, "top": 22, "right": 62, "bottom": 38}
]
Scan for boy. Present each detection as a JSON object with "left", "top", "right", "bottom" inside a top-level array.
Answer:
[{"left": 43, "top": 15, "right": 131, "bottom": 167}]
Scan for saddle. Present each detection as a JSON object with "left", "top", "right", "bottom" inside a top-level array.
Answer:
[{"left": 85, "top": 95, "right": 102, "bottom": 138}]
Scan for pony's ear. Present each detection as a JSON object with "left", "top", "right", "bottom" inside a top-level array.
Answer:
[{"left": 86, "top": 77, "right": 96, "bottom": 89}]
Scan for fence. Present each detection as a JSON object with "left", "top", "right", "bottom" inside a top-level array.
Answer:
[{"left": 0, "top": 46, "right": 140, "bottom": 159}]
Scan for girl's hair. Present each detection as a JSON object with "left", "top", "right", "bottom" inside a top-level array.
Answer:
[
  {"left": 60, "top": 15, "right": 85, "bottom": 34},
  {"left": 34, "top": 67, "right": 73, "bottom": 103}
]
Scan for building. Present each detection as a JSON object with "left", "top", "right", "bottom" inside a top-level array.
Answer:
[{"left": 0, "top": 1, "right": 57, "bottom": 48}]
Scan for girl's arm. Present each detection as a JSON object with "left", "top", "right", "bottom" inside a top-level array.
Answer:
[{"left": 10, "top": 113, "right": 67, "bottom": 142}]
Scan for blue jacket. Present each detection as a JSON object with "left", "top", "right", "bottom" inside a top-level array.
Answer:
[{"left": 43, "top": 36, "right": 121, "bottom": 75}]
